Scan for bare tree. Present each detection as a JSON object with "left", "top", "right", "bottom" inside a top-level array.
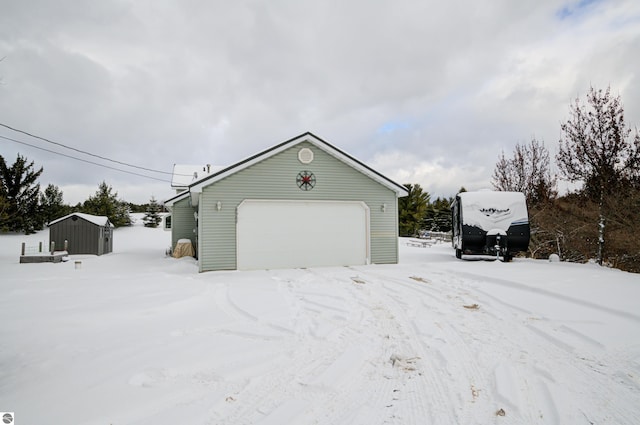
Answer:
[
  {"left": 491, "top": 150, "right": 519, "bottom": 191},
  {"left": 492, "top": 138, "right": 556, "bottom": 206},
  {"left": 557, "top": 86, "right": 640, "bottom": 265}
]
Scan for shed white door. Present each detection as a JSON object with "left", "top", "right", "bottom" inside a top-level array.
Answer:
[{"left": 237, "top": 200, "right": 370, "bottom": 270}]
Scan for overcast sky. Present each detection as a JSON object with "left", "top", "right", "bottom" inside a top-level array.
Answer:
[{"left": 1, "top": 0, "right": 639, "bottom": 205}]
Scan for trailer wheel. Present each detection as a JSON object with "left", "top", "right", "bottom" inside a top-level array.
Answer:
[
  {"left": 503, "top": 254, "right": 512, "bottom": 262},
  {"left": 455, "top": 249, "right": 462, "bottom": 259}
]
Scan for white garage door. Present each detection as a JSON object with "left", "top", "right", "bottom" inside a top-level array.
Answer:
[{"left": 237, "top": 200, "right": 370, "bottom": 270}]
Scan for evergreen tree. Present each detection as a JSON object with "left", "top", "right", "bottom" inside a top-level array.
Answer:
[
  {"left": 83, "top": 181, "right": 132, "bottom": 227},
  {"left": 40, "top": 184, "right": 69, "bottom": 224},
  {"left": 0, "top": 182, "right": 9, "bottom": 229},
  {"left": 127, "top": 202, "right": 148, "bottom": 213},
  {"left": 398, "top": 183, "right": 430, "bottom": 237},
  {"left": 0, "top": 154, "right": 44, "bottom": 233},
  {"left": 557, "top": 86, "right": 640, "bottom": 265},
  {"left": 423, "top": 196, "right": 453, "bottom": 232},
  {"left": 143, "top": 196, "right": 162, "bottom": 228},
  {"left": 114, "top": 201, "right": 132, "bottom": 227}
]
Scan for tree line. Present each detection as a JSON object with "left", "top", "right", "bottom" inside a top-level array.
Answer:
[
  {"left": 399, "top": 86, "right": 640, "bottom": 273},
  {"left": 0, "top": 155, "right": 164, "bottom": 233},
  {"left": 398, "top": 183, "right": 458, "bottom": 237}
]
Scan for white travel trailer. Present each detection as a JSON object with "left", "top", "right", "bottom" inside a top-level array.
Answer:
[{"left": 451, "top": 191, "right": 530, "bottom": 261}]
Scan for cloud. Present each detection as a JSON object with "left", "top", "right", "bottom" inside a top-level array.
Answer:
[
  {"left": 1, "top": 0, "right": 639, "bottom": 203},
  {"left": 369, "top": 151, "right": 489, "bottom": 199}
]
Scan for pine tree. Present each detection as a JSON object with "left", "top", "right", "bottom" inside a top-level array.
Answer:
[
  {"left": 143, "top": 196, "right": 162, "bottom": 228},
  {"left": 114, "top": 201, "right": 132, "bottom": 227},
  {"left": 423, "top": 196, "right": 453, "bottom": 232},
  {"left": 40, "top": 184, "right": 69, "bottom": 224},
  {"left": 0, "top": 154, "right": 44, "bottom": 233},
  {"left": 0, "top": 182, "right": 9, "bottom": 230},
  {"left": 398, "top": 183, "right": 430, "bottom": 237},
  {"left": 83, "top": 181, "right": 132, "bottom": 227}
]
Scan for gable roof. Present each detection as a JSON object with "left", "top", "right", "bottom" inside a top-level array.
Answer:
[
  {"left": 189, "top": 132, "right": 409, "bottom": 196},
  {"left": 48, "top": 212, "right": 112, "bottom": 227}
]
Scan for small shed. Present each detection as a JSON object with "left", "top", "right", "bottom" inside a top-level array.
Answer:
[{"left": 48, "top": 213, "right": 113, "bottom": 255}]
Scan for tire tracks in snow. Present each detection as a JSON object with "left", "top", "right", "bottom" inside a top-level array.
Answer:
[
  {"left": 200, "top": 265, "right": 639, "bottom": 424},
  {"left": 348, "top": 266, "right": 591, "bottom": 423},
  {"left": 206, "top": 269, "right": 381, "bottom": 424},
  {"left": 289, "top": 267, "right": 433, "bottom": 425},
  {"left": 338, "top": 269, "right": 443, "bottom": 424},
  {"left": 453, "top": 270, "right": 640, "bottom": 323},
  {"left": 348, "top": 266, "right": 505, "bottom": 424},
  {"left": 426, "top": 267, "right": 640, "bottom": 424}
]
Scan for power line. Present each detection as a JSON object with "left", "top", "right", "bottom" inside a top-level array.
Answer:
[
  {"left": 0, "top": 122, "right": 192, "bottom": 176},
  {"left": 0, "top": 134, "right": 171, "bottom": 183}
]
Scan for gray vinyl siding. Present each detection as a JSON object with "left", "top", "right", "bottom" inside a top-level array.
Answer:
[
  {"left": 49, "top": 218, "right": 112, "bottom": 255},
  {"left": 171, "top": 197, "right": 197, "bottom": 252},
  {"left": 198, "top": 141, "right": 399, "bottom": 272}
]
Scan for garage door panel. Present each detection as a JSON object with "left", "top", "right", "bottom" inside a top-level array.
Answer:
[{"left": 237, "top": 200, "right": 369, "bottom": 270}]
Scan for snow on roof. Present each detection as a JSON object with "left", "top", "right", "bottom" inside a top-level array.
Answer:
[
  {"left": 459, "top": 191, "right": 528, "bottom": 232},
  {"left": 171, "top": 164, "right": 222, "bottom": 188},
  {"left": 48, "top": 213, "right": 112, "bottom": 227},
  {"left": 459, "top": 190, "right": 526, "bottom": 206}
]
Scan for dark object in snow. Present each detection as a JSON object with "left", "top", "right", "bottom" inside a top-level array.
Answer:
[
  {"left": 409, "top": 276, "right": 430, "bottom": 283},
  {"left": 451, "top": 191, "right": 530, "bottom": 262},
  {"left": 20, "top": 251, "right": 68, "bottom": 263},
  {"left": 389, "top": 354, "right": 420, "bottom": 371}
]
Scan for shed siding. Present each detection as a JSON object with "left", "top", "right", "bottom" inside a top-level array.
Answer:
[
  {"left": 171, "top": 197, "right": 197, "bottom": 252},
  {"left": 198, "top": 141, "right": 398, "bottom": 272},
  {"left": 49, "top": 217, "right": 110, "bottom": 255}
]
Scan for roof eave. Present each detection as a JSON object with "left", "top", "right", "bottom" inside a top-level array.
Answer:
[{"left": 163, "top": 190, "right": 190, "bottom": 208}]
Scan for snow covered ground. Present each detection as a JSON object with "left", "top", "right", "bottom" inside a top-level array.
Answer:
[{"left": 1, "top": 216, "right": 639, "bottom": 424}]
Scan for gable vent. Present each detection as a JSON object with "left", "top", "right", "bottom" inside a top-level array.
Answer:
[{"left": 298, "top": 147, "right": 314, "bottom": 164}]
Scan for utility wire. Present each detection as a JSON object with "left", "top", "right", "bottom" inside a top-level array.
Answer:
[
  {"left": 0, "top": 122, "right": 192, "bottom": 176},
  {"left": 0, "top": 134, "right": 171, "bottom": 183}
]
